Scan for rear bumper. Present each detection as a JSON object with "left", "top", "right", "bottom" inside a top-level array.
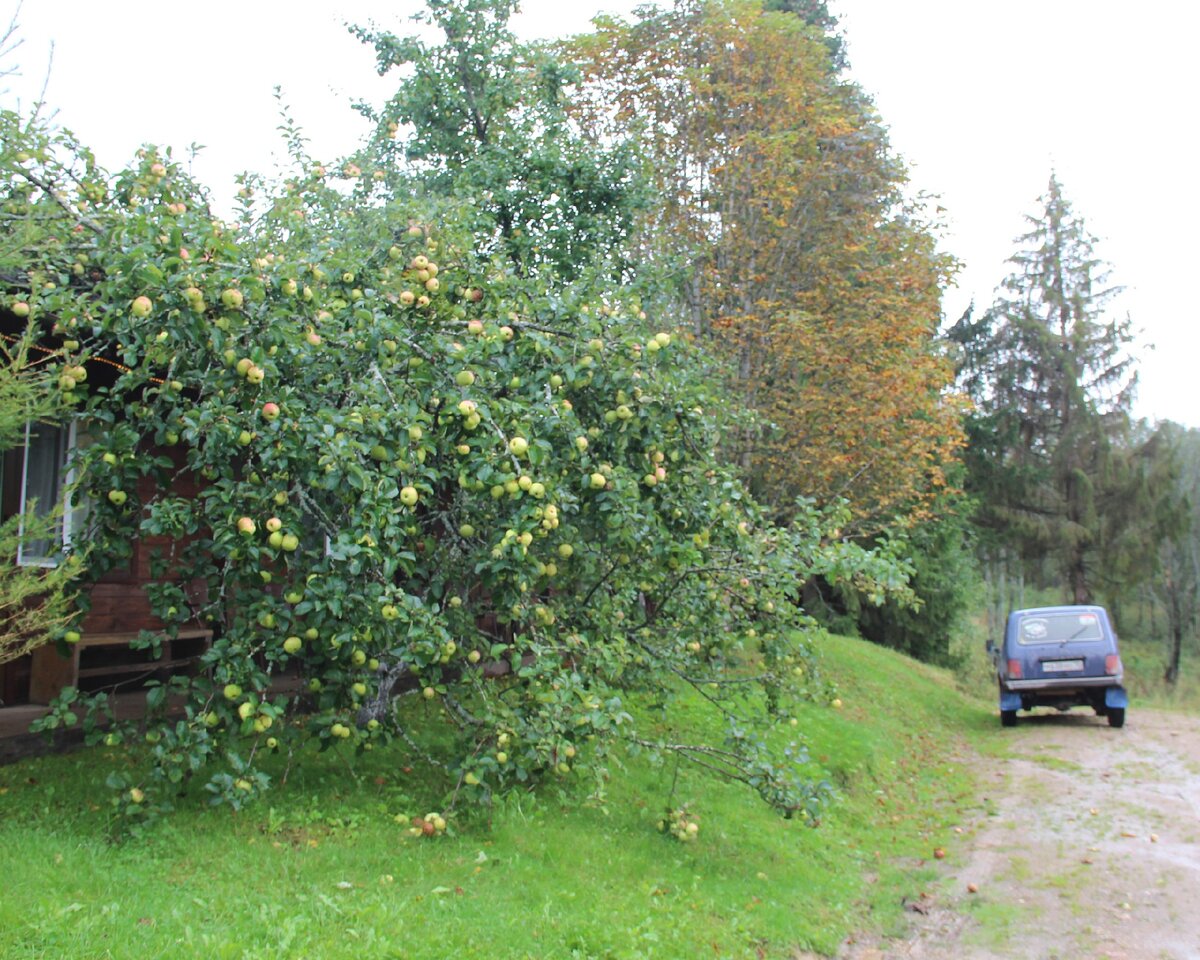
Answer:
[
  {"left": 1001, "top": 676, "right": 1122, "bottom": 692},
  {"left": 999, "top": 679, "right": 1127, "bottom": 712}
]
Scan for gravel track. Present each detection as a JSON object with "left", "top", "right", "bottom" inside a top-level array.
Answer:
[{"left": 840, "top": 708, "right": 1200, "bottom": 960}]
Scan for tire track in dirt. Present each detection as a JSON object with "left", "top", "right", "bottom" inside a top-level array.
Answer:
[{"left": 839, "top": 708, "right": 1200, "bottom": 960}]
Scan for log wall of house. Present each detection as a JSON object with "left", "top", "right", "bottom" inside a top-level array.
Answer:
[{"left": 1, "top": 445, "right": 209, "bottom": 705}]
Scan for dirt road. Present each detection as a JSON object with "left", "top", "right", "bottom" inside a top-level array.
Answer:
[{"left": 842, "top": 708, "right": 1200, "bottom": 960}]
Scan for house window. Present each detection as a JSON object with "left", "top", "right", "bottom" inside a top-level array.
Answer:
[{"left": 10, "top": 420, "right": 78, "bottom": 567}]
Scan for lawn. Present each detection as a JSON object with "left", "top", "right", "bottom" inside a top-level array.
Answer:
[{"left": 0, "top": 635, "right": 988, "bottom": 959}]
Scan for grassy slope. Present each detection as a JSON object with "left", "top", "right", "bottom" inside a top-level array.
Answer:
[{"left": 0, "top": 636, "right": 990, "bottom": 960}]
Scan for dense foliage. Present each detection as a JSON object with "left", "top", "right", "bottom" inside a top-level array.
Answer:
[
  {"left": 847, "top": 489, "right": 977, "bottom": 668},
  {"left": 0, "top": 1, "right": 920, "bottom": 823},
  {"left": 568, "top": 0, "right": 965, "bottom": 535},
  {"left": 0, "top": 330, "right": 78, "bottom": 668},
  {"left": 1138, "top": 422, "right": 1200, "bottom": 683},
  {"left": 351, "top": 0, "right": 648, "bottom": 283}
]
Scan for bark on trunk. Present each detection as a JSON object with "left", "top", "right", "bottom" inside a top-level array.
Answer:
[{"left": 1164, "top": 622, "right": 1182, "bottom": 685}]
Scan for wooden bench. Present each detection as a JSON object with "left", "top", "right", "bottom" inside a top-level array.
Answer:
[{"left": 29, "top": 628, "right": 213, "bottom": 703}]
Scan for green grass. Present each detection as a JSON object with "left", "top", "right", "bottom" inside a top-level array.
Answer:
[
  {"left": 0, "top": 635, "right": 988, "bottom": 959},
  {"left": 959, "top": 897, "right": 1024, "bottom": 950},
  {"left": 1117, "top": 638, "right": 1200, "bottom": 711}
]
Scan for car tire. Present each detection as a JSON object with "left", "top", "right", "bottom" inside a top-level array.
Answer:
[
  {"left": 1000, "top": 709, "right": 1017, "bottom": 728},
  {"left": 1107, "top": 707, "right": 1125, "bottom": 729}
]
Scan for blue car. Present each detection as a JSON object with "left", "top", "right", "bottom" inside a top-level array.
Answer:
[{"left": 989, "top": 605, "right": 1128, "bottom": 728}]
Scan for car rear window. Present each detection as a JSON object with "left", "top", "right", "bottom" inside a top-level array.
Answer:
[{"left": 1017, "top": 613, "right": 1103, "bottom": 644}]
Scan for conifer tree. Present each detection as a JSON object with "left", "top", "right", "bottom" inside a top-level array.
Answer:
[{"left": 952, "top": 175, "right": 1137, "bottom": 603}]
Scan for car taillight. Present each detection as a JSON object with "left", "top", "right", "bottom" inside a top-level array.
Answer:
[
  {"left": 1105, "top": 654, "right": 1121, "bottom": 675},
  {"left": 1007, "top": 659, "right": 1022, "bottom": 679}
]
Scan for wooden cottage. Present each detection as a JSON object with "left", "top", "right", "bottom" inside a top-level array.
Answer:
[{"left": 1, "top": 313, "right": 211, "bottom": 710}]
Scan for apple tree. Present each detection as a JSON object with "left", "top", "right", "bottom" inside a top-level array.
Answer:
[{"left": 3, "top": 14, "right": 913, "bottom": 826}]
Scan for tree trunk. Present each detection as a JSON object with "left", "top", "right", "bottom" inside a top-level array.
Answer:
[
  {"left": 1164, "top": 610, "right": 1183, "bottom": 685},
  {"left": 1068, "top": 554, "right": 1091, "bottom": 605}
]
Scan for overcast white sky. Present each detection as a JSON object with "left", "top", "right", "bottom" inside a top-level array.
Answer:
[{"left": 4, "top": 1, "right": 1196, "bottom": 426}]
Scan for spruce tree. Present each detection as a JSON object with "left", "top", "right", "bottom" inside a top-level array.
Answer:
[{"left": 953, "top": 175, "right": 1138, "bottom": 603}]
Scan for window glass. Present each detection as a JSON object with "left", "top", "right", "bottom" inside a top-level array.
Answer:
[
  {"left": 16, "top": 422, "right": 70, "bottom": 565},
  {"left": 67, "top": 427, "right": 92, "bottom": 546},
  {"left": 1017, "top": 612, "right": 1103, "bottom": 645}
]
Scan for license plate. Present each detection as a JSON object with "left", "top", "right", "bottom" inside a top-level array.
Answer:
[{"left": 1042, "top": 659, "right": 1084, "bottom": 673}]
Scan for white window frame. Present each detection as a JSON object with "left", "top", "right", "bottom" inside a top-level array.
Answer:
[{"left": 15, "top": 419, "right": 78, "bottom": 568}]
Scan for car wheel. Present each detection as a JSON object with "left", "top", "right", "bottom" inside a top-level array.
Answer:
[
  {"left": 1000, "top": 709, "right": 1017, "bottom": 727},
  {"left": 1107, "top": 707, "right": 1125, "bottom": 729}
]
